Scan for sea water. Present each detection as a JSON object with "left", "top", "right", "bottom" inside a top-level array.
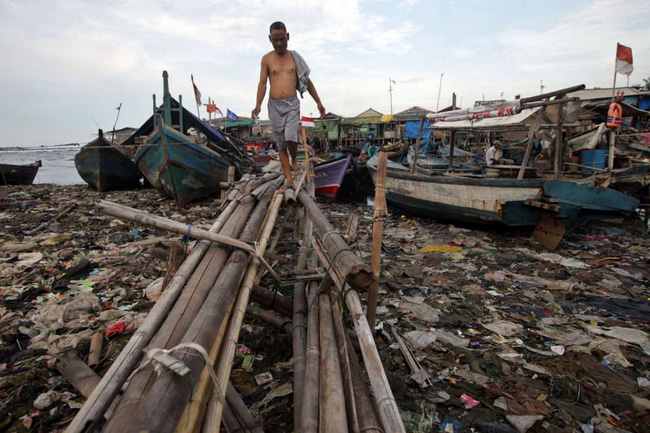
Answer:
[{"left": 0, "top": 146, "right": 84, "bottom": 185}]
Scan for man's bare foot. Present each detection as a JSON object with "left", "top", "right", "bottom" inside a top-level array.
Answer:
[{"left": 278, "top": 183, "right": 294, "bottom": 193}]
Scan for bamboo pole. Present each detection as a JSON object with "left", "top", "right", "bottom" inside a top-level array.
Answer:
[
  {"left": 96, "top": 200, "right": 279, "bottom": 282},
  {"left": 297, "top": 190, "right": 374, "bottom": 291},
  {"left": 124, "top": 180, "right": 280, "bottom": 433},
  {"left": 250, "top": 284, "right": 293, "bottom": 318},
  {"left": 409, "top": 117, "right": 425, "bottom": 174},
  {"left": 313, "top": 240, "right": 405, "bottom": 433},
  {"left": 98, "top": 201, "right": 257, "bottom": 256},
  {"left": 345, "top": 332, "right": 383, "bottom": 433},
  {"left": 608, "top": 130, "right": 616, "bottom": 170},
  {"left": 367, "top": 151, "right": 387, "bottom": 328},
  {"left": 300, "top": 278, "right": 321, "bottom": 433},
  {"left": 65, "top": 198, "right": 241, "bottom": 432},
  {"left": 203, "top": 191, "right": 285, "bottom": 431},
  {"left": 330, "top": 294, "right": 361, "bottom": 433},
  {"left": 293, "top": 213, "right": 312, "bottom": 431},
  {"left": 517, "top": 104, "right": 547, "bottom": 180},
  {"left": 246, "top": 304, "right": 292, "bottom": 334},
  {"left": 173, "top": 296, "right": 237, "bottom": 433},
  {"left": 87, "top": 333, "right": 103, "bottom": 367},
  {"left": 221, "top": 382, "right": 264, "bottom": 433},
  {"left": 554, "top": 103, "right": 565, "bottom": 179},
  {"left": 319, "top": 292, "right": 349, "bottom": 433}
]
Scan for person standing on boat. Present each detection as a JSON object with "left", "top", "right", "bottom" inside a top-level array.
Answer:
[
  {"left": 251, "top": 21, "right": 326, "bottom": 189},
  {"left": 485, "top": 140, "right": 502, "bottom": 165}
]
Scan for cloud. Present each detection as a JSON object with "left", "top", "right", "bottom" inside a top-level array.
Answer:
[{"left": 0, "top": 0, "right": 648, "bottom": 146}]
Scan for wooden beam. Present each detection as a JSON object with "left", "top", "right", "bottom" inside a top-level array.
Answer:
[
  {"left": 367, "top": 151, "right": 387, "bottom": 328},
  {"left": 409, "top": 117, "right": 426, "bottom": 174},
  {"left": 518, "top": 104, "right": 547, "bottom": 180}
]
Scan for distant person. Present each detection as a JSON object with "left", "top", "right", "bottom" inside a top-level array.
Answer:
[
  {"left": 485, "top": 140, "right": 502, "bottom": 165},
  {"left": 251, "top": 21, "right": 325, "bottom": 190}
]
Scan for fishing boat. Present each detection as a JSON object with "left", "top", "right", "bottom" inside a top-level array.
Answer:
[
  {"left": 136, "top": 120, "right": 240, "bottom": 207},
  {"left": 75, "top": 130, "right": 142, "bottom": 192},
  {"left": 314, "top": 154, "right": 352, "bottom": 200},
  {"left": 0, "top": 161, "right": 42, "bottom": 185},
  {"left": 130, "top": 71, "right": 247, "bottom": 206},
  {"left": 367, "top": 156, "right": 638, "bottom": 227}
]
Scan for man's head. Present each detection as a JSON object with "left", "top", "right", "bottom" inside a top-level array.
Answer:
[
  {"left": 493, "top": 140, "right": 501, "bottom": 148},
  {"left": 269, "top": 21, "right": 289, "bottom": 54}
]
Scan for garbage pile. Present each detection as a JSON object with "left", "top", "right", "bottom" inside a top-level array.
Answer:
[
  {"left": 0, "top": 185, "right": 219, "bottom": 431},
  {"left": 1, "top": 183, "right": 649, "bottom": 433},
  {"left": 335, "top": 204, "right": 650, "bottom": 433}
]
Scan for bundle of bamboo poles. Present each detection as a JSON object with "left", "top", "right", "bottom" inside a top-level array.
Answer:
[{"left": 66, "top": 164, "right": 404, "bottom": 432}]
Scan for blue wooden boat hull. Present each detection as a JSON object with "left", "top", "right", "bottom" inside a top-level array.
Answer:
[
  {"left": 368, "top": 163, "right": 544, "bottom": 226},
  {"left": 135, "top": 124, "right": 237, "bottom": 206},
  {"left": 368, "top": 161, "right": 639, "bottom": 227},
  {"left": 75, "top": 136, "right": 141, "bottom": 192}
]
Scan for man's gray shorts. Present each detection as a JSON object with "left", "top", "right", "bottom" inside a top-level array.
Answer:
[{"left": 268, "top": 96, "right": 300, "bottom": 151}]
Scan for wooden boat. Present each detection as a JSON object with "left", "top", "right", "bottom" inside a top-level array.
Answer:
[
  {"left": 129, "top": 71, "right": 247, "bottom": 206},
  {"left": 75, "top": 130, "right": 142, "bottom": 191},
  {"left": 0, "top": 161, "right": 42, "bottom": 185},
  {"left": 136, "top": 121, "right": 240, "bottom": 207},
  {"left": 314, "top": 154, "right": 352, "bottom": 200},
  {"left": 367, "top": 156, "right": 638, "bottom": 227}
]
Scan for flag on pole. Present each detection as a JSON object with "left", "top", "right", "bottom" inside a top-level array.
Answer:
[
  {"left": 226, "top": 109, "right": 239, "bottom": 122},
  {"left": 191, "top": 74, "right": 202, "bottom": 105},
  {"left": 116, "top": 103, "right": 122, "bottom": 111},
  {"left": 206, "top": 103, "right": 223, "bottom": 116},
  {"left": 615, "top": 43, "right": 634, "bottom": 76},
  {"left": 301, "top": 116, "right": 315, "bottom": 127}
]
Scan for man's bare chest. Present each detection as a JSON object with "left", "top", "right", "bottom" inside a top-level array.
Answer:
[{"left": 269, "top": 56, "right": 296, "bottom": 77}]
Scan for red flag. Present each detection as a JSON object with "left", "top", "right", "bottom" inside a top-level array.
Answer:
[
  {"left": 191, "top": 74, "right": 202, "bottom": 105},
  {"left": 615, "top": 43, "right": 633, "bottom": 76},
  {"left": 301, "top": 116, "right": 315, "bottom": 127}
]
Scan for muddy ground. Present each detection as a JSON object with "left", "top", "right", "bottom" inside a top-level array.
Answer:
[{"left": 1, "top": 184, "right": 649, "bottom": 432}]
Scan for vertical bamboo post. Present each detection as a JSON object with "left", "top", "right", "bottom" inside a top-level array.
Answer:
[
  {"left": 302, "top": 125, "right": 309, "bottom": 167},
  {"left": 367, "top": 151, "right": 387, "bottom": 328},
  {"left": 517, "top": 104, "right": 546, "bottom": 180},
  {"left": 447, "top": 129, "right": 456, "bottom": 172},
  {"left": 409, "top": 117, "right": 425, "bottom": 173},
  {"left": 222, "top": 166, "right": 235, "bottom": 200},
  {"left": 554, "top": 103, "right": 565, "bottom": 179},
  {"left": 608, "top": 130, "right": 616, "bottom": 170}
]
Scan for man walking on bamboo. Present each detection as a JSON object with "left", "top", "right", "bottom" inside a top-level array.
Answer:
[{"left": 251, "top": 21, "right": 326, "bottom": 189}]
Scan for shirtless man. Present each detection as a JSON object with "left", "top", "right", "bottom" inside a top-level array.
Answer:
[{"left": 251, "top": 21, "right": 325, "bottom": 188}]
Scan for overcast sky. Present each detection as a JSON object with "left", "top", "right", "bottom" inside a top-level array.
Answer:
[{"left": 1, "top": 0, "right": 649, "bottom": 147}]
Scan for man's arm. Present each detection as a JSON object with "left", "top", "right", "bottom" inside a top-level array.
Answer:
[
  {"left": 307, "top": 79, "right": 325, "bottom": 118},
  {"left": 252, "top": 56, "right": 269, "bottom": 118}
]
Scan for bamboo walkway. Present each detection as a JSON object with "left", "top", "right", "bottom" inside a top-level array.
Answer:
[{"left": 66, "top": 165, "right": 405, "bottom": 433}]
